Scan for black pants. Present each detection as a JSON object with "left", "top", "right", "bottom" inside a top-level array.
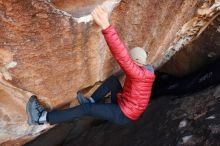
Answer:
[{"left": 47, "top": 75, "right": 131, "bottom": 125}]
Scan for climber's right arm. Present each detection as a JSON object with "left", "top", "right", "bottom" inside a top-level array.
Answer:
[{"left": 113, "top": 69, "right": 124, "bottom": 78}]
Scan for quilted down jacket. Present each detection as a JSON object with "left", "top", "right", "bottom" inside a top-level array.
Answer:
[{"left": 102, "top": 25, "right": 156, "bottom": 120}]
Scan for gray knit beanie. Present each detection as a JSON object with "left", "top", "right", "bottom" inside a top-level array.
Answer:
[{"left": 129, "top": 47, "right": 148, "bottom": 65}]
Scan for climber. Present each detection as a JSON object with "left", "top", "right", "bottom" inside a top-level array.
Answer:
[{"left": 26, "top": 6, "right": 156, "bottom": 125}]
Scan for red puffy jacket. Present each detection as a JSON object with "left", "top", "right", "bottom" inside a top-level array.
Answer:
[{"left": 102, "top": 25, "right": 156, "bottom": 120}]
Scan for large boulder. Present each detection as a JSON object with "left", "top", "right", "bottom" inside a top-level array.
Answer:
[{"left": 0, "top": 0, "right": 219, "bottom": 145}]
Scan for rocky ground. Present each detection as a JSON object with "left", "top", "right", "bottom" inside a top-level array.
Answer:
[{"left": 25, "top": 85, "right": 220, "bottom": 146}]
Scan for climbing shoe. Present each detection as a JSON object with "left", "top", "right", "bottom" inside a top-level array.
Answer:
[
  {"left": 77, "top": 92, "right": 95, "bottom": 104},
  {"left": 26, "top": 95, "right": 47, "bottom": 125}
]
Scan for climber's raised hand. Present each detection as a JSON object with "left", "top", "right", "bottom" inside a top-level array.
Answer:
[{"left": 91, "top": 5, "right": 110, "bottom": 30}]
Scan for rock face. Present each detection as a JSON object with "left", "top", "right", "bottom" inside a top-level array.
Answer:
[
  {"left": 161, "top": 14, "right": 220, "bottom": 76},
  {"left": 0, "top": 0, "right": 220, "bottom": 145}
]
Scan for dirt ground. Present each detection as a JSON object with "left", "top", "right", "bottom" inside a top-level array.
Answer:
[{"left": 24, "top": 85, "right": 220, "bottom": 146}]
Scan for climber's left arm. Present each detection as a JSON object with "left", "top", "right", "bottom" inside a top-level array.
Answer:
[
  {"left": 91, "top": 6, "right": 144, "bottom": 78},
  {"left": 91, "top": 5, "right": 110, "bottom": 30}
]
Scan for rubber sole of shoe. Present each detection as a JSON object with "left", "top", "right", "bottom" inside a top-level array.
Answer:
[
  {"left": 77, "top": 92, "right": 90, "bottom": 105},
  {"left": 26, "top": 95, "right": 37, "bottom": 125}
]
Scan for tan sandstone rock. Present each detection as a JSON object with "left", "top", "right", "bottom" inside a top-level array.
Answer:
[{"left": 0, "top": 0, "right": 219, "bottom": 145}]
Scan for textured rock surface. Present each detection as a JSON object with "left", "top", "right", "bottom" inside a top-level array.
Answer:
[
  {"left": 161, "top": 15, "right": 220, "bottom": 76},
  {"left": 0, "top": 0, "right": 220, "bottom": 145}
]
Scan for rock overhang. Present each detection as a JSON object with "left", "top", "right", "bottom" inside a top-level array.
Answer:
[{"left": 50, "top": 0, "right": 121, "bottom": 23}]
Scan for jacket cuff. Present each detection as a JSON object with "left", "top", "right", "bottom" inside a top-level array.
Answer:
[{"left": 102, "top": 25, "right": 113, "bottom": 33}]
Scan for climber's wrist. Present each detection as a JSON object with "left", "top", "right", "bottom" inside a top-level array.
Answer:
[{"left": 102, "top": 23, "right": 110, "bottom": 30}]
